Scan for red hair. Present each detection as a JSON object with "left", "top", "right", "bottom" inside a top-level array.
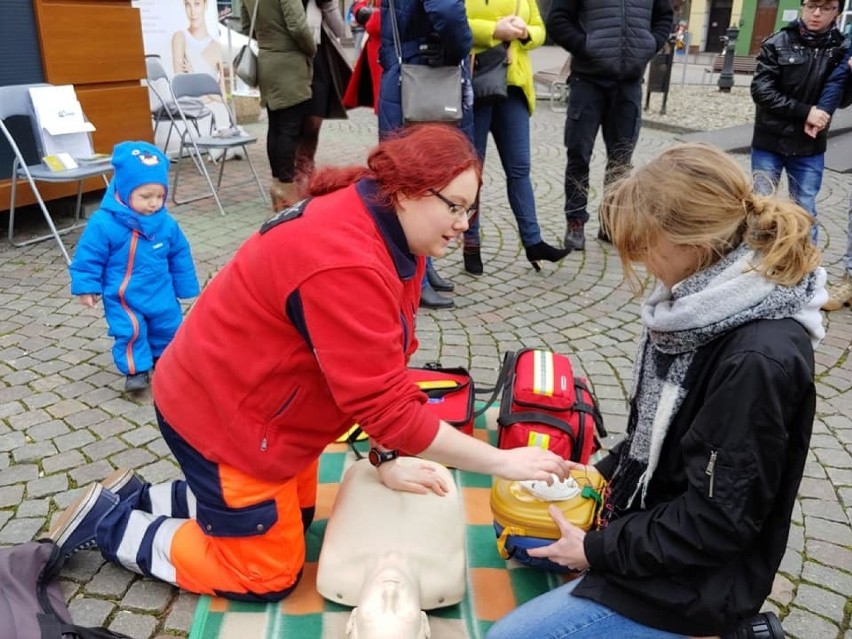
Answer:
[{"left": 307, "top": 124, "right": 481, "bottom": 206}]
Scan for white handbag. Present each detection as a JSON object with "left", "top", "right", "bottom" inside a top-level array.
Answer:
[{"left": 233, "top": 0, "right": 259, "bottom": 88}]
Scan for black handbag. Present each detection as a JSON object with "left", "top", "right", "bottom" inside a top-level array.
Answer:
[
  {"left": 472, "top": 44, "right": 509, "bottom": 104},
  {"left": 388, "top": 0, "right": 463, "bottom": 123}
]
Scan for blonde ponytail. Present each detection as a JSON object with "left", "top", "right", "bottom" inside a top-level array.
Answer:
[{"left": 743, "top": 194, "right": 821, "bottom": 287}]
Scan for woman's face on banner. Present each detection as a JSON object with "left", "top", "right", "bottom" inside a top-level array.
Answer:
[{"left": 184, "top": 0, "right": 206, "bottom": 27}]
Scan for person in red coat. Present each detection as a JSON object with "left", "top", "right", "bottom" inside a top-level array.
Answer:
[
  {"left": 46, "top": 125, "right": 570, "bottom": 603},
  {"left": 343, "top": 0, "right": 382, "bottom": 112}
]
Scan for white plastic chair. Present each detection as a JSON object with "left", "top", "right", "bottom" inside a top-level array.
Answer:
[{"left": 170, "top": 72, "right": 267, "bottom": 215}]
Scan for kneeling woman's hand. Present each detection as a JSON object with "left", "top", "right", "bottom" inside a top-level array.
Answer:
[{"left": 377, "top": 457, "right": 450, "bottom": 496}]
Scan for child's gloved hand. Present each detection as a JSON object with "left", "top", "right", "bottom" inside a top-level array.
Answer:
[{"left": 78, "top": 294, "right": 100, "bottom": 308}]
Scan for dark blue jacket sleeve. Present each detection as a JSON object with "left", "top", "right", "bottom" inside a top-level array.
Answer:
[
  {"left": 69, "top": 215, "right": 109, "bottom": 296},
  {"left": 168, "top": 222, "right": 200, "bottom": 299},
  {"left": 422, "top": 0, "right": 472, "bottom": 63},
  {"left": 816, "top": 41, "right": 851, "bottom": 113}
]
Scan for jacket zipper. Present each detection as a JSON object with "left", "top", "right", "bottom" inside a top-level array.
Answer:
[
  {"left": 261, "top": 388, "right": 298, "bottom": 452},
  {"left": 705, "top": 450, "right": 718, "bottom": 498}
]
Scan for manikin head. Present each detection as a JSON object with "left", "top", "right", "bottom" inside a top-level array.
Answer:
[{"left": 345, "top": 554, "right": 431, "bottom": 639}]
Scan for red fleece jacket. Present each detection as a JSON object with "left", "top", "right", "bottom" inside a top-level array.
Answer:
[{"left": 153, "top": 183, "right": 437, "bottom": 481}]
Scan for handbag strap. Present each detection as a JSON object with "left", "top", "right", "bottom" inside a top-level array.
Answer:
[
  {"left": 246, "top": 0, "right": 260, "bottom": 40},
  {"left": 387, "top": 0, "right": 403, "bottom": 65}
]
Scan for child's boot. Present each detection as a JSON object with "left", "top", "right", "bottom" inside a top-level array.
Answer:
[{"left": 125, "top": 371, "right": 150, "bottom": 393}]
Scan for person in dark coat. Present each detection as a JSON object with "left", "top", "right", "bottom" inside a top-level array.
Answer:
[
  {"left": 293, "top": 0, "right": 353, "bottom": 187},
  {"left": 377, "top": 0, "right": 475, "bottom": 310},
  {"left": 547, "top": 0, "right": 673, "bottom": 251},
  {"left": 241, "top": 0, "right": 316, "bottom": 211},
  {"left": 486, "top": 143, "right": 826, "bottom": 639}
]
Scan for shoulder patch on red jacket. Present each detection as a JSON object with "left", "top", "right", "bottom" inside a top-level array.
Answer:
[{"left": 260, "top": 199, "right": 311, "bottom": 234}]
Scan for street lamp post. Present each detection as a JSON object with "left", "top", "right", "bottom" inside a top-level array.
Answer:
[{"left": 717, "top": 25, "right": 739, "bottom": 93}]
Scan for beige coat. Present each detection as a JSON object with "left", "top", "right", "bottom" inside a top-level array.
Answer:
[{"left": 241, "top": 0, "right": 317, "bottom": 110}]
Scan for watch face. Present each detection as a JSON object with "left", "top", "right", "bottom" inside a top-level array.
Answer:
[
  {"left": 368, "top": 448, "right": 382, "bottom": 467},
  {"left": 368, "top": 448, "right": 398, "bottom": 467}
]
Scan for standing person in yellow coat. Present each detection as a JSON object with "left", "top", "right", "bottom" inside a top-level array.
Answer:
[{"left": 462, "top": 0, "right": 569, "bottom": 275}]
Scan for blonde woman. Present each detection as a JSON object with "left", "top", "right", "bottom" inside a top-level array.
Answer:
[
  {"left": 463, "top": 0, "right": 568, "bottom": 274},
  {"left": 487, "top": 143, "right": 826, "bottom": 639}
]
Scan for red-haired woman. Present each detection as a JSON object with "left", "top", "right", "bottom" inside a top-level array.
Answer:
[{"left": 46, "top": 124, "right": 569, "bottom": 603}]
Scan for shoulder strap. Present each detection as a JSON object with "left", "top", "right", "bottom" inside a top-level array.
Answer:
[
  {"left": 473, "top": 351, "right": 515, "bottom": 418},
  {"left": 387, "top": 0, "right": 403, "bottom": 63},
  {"left": 247, "top": 0, "right": 260, "bottom": 40}
]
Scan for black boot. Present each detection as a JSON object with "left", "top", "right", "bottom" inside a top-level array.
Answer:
[
  {"left": 524, "top": 241, "right": 571, "bottom": 272},
  {"left": 420, "top": 283, "right": 454, "bottom": 309},
  {"left": 463, "top": 246, "right": 483, "bottom": 275},
  {"left": 426, "top": 261, "right": 454, "bottom": 292},
  {"left": 722, "top": 612, "right": 784, "bottom": 639}
]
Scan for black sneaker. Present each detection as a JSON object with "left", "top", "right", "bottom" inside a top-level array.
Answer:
[
  {"left": 125, "top": 371, "right": 150, "bottom": 393},
  {"left": 723, "top": 612, "right": 784, "bottom": 639},
  {"left": 564, "top": 219, "right": 586, "bottom": 251},
  {"left": 45, "top": 484, "right": 119, "bottom": 563}
]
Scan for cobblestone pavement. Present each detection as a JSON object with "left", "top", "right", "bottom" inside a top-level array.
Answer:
[{"left": 0, "top": 105, "right": 850, "bottom": 639}]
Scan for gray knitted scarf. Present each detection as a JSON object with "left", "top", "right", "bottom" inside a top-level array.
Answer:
[{"left": 607, "top": 244, "right": 826, "bottom": 513}]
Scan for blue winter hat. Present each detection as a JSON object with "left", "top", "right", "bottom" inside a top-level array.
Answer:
[{"left": 111, "top": 141, "right": 169, "bottom": 205}]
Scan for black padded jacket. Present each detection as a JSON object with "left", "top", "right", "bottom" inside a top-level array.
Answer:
[
  {"left": 546, "top": 0, "right": 673, "bottom": 82},
  {"left": 751, "top": 23, "right": 850, "bottom": 157},
  {"left": 575, "top": 318, "right": 816, "bottom": 636}
]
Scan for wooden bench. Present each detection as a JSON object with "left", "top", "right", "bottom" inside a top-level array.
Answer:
[
  {"left": 703, "top": 54, "right": 758, "bottom": 84},
  {"left": 533, "top": 56, "right": 571, "bottom": 112}
]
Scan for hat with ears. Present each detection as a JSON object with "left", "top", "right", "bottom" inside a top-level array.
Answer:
[{"left": 111, "top": 141, "right": 169, "bottom": 205}]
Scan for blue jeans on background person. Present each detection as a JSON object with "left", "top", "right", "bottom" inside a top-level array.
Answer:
[
  {"left": 563, "top": 77, "right": 642, "bottom": 224},
  {"left": 751, "top": 148, "right": 824, "bottom": 242},
  {"left": 485, "top": 577, "right": 688, "bottom": 639},
  {"left": 464, "top": 87, "right": 542, "bottom": 248}
]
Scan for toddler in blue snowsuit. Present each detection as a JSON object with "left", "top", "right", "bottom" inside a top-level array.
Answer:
[{"left": 70, "top": 141, "right": 199, "bottom": 392}]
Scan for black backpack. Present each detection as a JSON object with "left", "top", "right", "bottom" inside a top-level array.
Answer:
[{"left": 0, "top": 540, "right": 131, "bottom": 639}]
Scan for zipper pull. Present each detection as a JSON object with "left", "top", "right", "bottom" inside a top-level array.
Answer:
[
  {"left": 705, "top": 450, "right": 717, "bottom": 498},
  {"left": 260, "top": 437, "right": 268, "bottom": 452}
]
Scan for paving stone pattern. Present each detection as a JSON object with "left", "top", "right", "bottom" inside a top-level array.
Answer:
[{"left": 0, "top": 104, "right": 849, "bottom": 638}]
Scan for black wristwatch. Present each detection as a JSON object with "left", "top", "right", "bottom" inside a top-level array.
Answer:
[{"left": 368, "top": 447, "right": 399, "bottom": 467}]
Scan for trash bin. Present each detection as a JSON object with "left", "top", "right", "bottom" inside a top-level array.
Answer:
[{"left": 645, "top": 45, "right": 674, "bottom": 114}]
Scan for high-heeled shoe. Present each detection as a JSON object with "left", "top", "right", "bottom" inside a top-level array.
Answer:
[
  {"left": 524, "top": 241, "right": 571, "bottom": 272},
  {"left": 463, "top": 246, "right": 483, "bottom": 275}
]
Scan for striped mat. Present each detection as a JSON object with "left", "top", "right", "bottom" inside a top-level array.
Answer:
[{"left": 188, "top": 413, "right": 570, "bottom": 639}]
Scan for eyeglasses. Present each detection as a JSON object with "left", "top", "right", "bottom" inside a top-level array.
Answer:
[
  {"left": 802, "top": 3, "right": 838, "bottom": 13},
  {"left": 429, "top": 189, "right": 477, "bottom": 221}
]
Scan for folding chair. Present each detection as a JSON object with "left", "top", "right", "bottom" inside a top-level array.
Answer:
[
  {"left": 144, "top": 55, "right": 212, "bottom": 156},
  {"left": 170, "top": 72, "right": 267, "bottom": 215},
  {"left": 0, "top": 83, "right": 111, "bottom": 265}
]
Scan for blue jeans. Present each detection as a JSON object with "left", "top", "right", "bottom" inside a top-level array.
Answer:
[
  {"left": 751, "top": 148, "right": 823, "bottom": 241},
  {"left": 485, "top": 577, "right": 688, "bottom": 639},
  {"left": 465, "top": 87, "right": 542, "bottom": 247},
  {"left": 563, "top": 77, "right": 642, "bottom": 223}
]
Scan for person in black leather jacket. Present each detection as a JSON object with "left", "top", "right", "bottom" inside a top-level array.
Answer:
[
  {"left": 546, "top": 0, "right": 673, "bottom": 252},
  {"left": 486, "top": 143, "right": 826, "bottom": 639},
  {"left": 750, "top": 0, "right": 851, "bottom": 242}
]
